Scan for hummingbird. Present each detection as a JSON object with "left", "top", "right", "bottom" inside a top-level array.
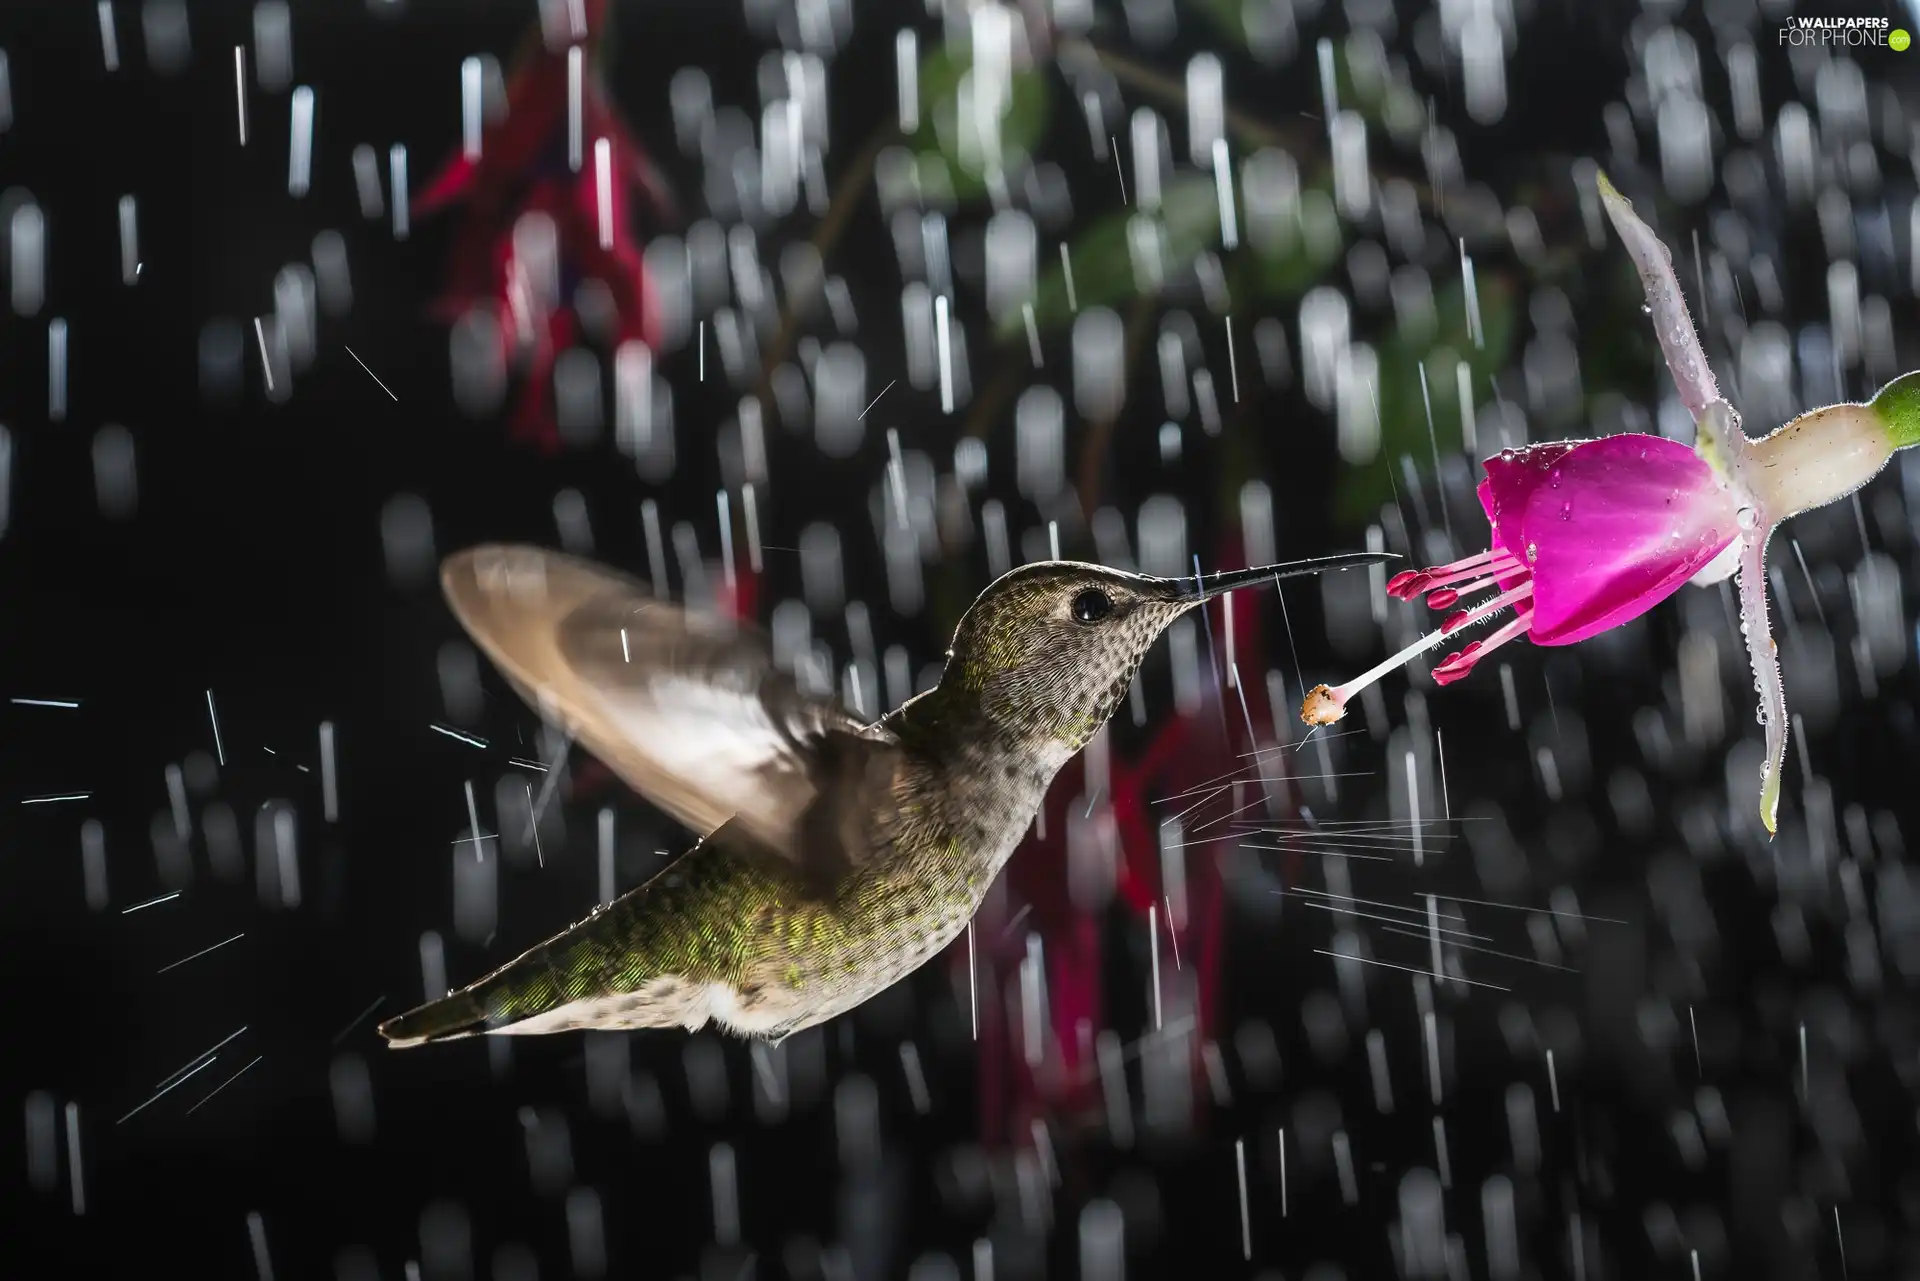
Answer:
[{"left": 380, "top": 543, "right": 1389, "bottom": 1048}]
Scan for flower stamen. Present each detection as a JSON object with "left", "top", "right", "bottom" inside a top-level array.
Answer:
[
  {"left": 1300, "top": 587, "right": 1536, "bottom": 725},
  {"left": 1430, "top": 557, "right": 1522, "bottom": 602},
  {"left": 1441, "top": 580, "right": 1533, "bottom": 633},
  {"left": 1432, "top": 611, "right": 1533, "bottom": 685},
  {"left": 1300, "top": 625, "right": 1453, "bottom": 725},
  {"left": 1424, "top": 552, "right": 1521, "bottom": 590},
  {"left": 1388, "top": 548, "right": 1521, "bottom": 602},
  {"left": 1302, "top": 554, "right": 1538, "bottom": 726}
]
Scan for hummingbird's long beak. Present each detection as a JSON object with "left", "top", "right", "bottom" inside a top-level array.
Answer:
[{"left": 1165, "top": 551, "right": 1399, "bottom": 604}]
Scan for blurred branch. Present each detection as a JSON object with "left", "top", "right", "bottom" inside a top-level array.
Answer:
[
  {"left": 749, "top": 123, "right": 901, "bottom": 411},
  {"left": 1075, "top": 292, "right": 1157, "bottom": 521},
  {"left": 1057, "top": 37, "right": 1309, "bottom": 154},
  {"left": 1059, "top": 36, "right": 1446, "bottom": 211},
  {"left": 960, "top": 358, "right": 1025, "bottom": 443}
]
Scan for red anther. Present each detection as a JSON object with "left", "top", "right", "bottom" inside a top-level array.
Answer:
[
  {"left": 1439, "top": 651, "right": 1461, "bottom": 668},
  {"left": 1441, "top": 611, "right": 1472, "bottom": 634},
  {"left": 1426, "top": 588, "right": 1460, "bottom": 610},
  {"left": 1386, "top": 569, "right": 1423, "bottom": 595},
  {"left": 1432, "top": 665, "right": 1472, "bottom": 686},
  {"left": 1392, "top": 572, "right": 1433, "bottom": 599},
  {"left": 1460, "top": 640, "right": 1483, "bottom": 657}
]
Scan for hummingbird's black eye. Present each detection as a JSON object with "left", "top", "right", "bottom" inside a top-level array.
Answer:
[{"left": 1071, "top": 589, "right": 1114, "bottom": 624}]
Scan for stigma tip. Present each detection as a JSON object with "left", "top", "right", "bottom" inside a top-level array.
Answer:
[{"left": 1299, "top": 684, "right": 1347, "bottom": 727}]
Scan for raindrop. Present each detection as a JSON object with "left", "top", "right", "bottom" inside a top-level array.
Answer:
[{"left": 92, "top": 425, "right": 137, "bottom": 520}]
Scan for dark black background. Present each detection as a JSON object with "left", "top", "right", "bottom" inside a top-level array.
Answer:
[{"left": 4, "top": 1, "right": 1920, "bottom": 1279}]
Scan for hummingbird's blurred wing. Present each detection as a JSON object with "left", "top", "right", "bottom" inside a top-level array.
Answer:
[{"left": 441, "top": 545, "right": 900, "bottom": 885}]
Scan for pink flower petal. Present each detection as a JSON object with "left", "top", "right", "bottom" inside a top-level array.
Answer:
[
  {"left": 1508, "top": 434, "right": 1739, "bottom": 645},
  {"left": 1477, "top": 441, "right": 1580, "bottom": 559},
  {"left": 1596, "top": 171, "right": 1721, "bottom": 420}
]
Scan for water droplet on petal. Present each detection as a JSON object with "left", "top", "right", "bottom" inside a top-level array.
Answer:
[
  {"left": 1736, "top": 506, "right": 1758, "bottom": 530},
  {"left": 1525, "top": 541, "right": 1538, "bottom": 563}
]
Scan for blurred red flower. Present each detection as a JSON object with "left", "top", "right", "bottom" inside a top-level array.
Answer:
[
  {"left": 967, "top": 536, "right": 1299, "bottom": 1149},
  {"left": 419, "top": 0, "right": 669, "bottom": 449}
]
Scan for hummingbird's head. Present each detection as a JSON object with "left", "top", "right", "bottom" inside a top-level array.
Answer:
[{"left": 939, "top": 554, "right": 1387, "bottom": 754}]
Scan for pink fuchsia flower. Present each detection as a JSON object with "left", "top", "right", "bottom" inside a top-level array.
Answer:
[
  {"left": 1452, "top": 438, "right": 1740, "bottom": 647},
  {"left": 1297, "top": 432, "right": 1742, "bottom": 713},
  {"left": 1304, "top": 170, "right": 1920, "bottom": 835},
  {"left": 1597, "top": 174, "right": 1918, "bottom": 833},
  {"left": 419, "top": 0, "right": 669, "bottom": 449}
]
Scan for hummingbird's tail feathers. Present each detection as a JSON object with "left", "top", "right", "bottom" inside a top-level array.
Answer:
[
  {"left": 377, "top": 925, "right": 713, "bottom": 1047},
  {"left": 379, "top": 991, "right": 491, "bottom": 1048}
]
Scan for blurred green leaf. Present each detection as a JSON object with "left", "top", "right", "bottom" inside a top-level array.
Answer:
[
  {"left": 1583, "top": 255, "right": 1675, "bottom": 406},
  {"left": 1334, "top": 274, "right": 1520, "bottom": 526},
  {"left": 1005, "top": 173, "right": 1343, "bottom": 344},
  {"left": 1239, "top": 185, "right": 1345, "bottom": 304},
  {"left": 1191, "top": 0, "right": 1250, "bottom": 47},
  {"left": 1322, "top": 34, "right": 1426, "bottom": 142},
  {"left": 912, "top": 43, "right": 1051, "bottom": 203},
  {"left": 999, "top": 173, "right": 1224, "bottom": 342}
]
